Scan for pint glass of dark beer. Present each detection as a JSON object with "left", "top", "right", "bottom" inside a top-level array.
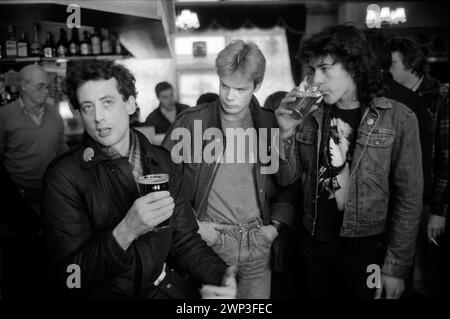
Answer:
[{"left": 137, "top": 173, "right": 170, "bottom": 231}]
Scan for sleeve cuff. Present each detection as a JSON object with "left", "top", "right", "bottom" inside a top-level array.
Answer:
[
  {"left": 381, "top": 260, "right": 410, "bottom": 279},
  {"left": 270, "top": 202, "right": 296, "bottom": 227},
  {"left": 105, "top": 229, "right": 133, "bottom": 269},
  {"left": 431, "top": 202, "right": 448, "bottom": 217}
]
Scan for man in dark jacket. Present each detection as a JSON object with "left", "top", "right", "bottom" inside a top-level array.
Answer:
[
  {"left": 144, "top": 82, "right": 189, "bottom": 145},
  {"left": 365, "top": 30, "right": 433, "bottom": 220},
  {"left": 41, "top": 60, "right": 236, "bottom": 299},
  {"left": 389, "top": 37, "right": 448, "bottom": 298},
  {"left": 162, "top": 40, "right": 297, "bottom": 299}
]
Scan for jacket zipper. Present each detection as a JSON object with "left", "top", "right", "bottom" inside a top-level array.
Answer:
[{"left": 311, "top": 113, "right": 322, "bottom": 235}]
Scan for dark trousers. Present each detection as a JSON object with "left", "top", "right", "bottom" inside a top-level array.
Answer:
[{"left": 300, "top": 226, "right": 385, "bottom": 299}]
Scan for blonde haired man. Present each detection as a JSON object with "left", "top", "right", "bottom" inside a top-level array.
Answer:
[{"left": 163, "top": 40, "right": 296, "bottom": 298}]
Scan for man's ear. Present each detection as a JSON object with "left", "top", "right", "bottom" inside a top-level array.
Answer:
[
  {"left": 20, "top": 80, "right": 28, "bottom": 92},
  {"left": 254, "top": 81, "right": 262, "bottom": 93},
  {"left": 125, "top": 96, "right": 137, "bottom": 115}
]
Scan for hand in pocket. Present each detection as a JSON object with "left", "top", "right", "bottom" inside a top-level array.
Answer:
[
  {"left": 260, "top": 224, "right": 279, "bottom": 243},
  {"left": 197, "top": 221, "right": 219, "bottom": 246}
]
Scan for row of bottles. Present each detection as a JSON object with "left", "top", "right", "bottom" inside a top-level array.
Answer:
[
  {"left": 0, "top": 71, "right": 19, "bottom": 106},
  {"left": 1, "top": 25, "right": 124, "bottom": 59}
]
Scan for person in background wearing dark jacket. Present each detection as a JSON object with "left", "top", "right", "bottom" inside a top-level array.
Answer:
[
  {"left": 196, "top": 92, "right": 218, "bottom": 106},
  {"left": 275, "top": 25, "right": 423, "bottom": 299},
  {"left": 144, "top": 82, "right": 189, "bottom": 145},
  {"left": 41, "top": 60, "right": 236, "bottom": 299},
  {"left": 389, "top": 37, "right": 449, "bottom": 298},
  {"left": 162, "top": 40, "right": 297, "bottom": 299},
  {"left": 366, "top": 30, "right": 433, "bottom": 210}
]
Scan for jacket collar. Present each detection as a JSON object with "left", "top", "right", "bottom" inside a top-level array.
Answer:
[
  {"left": 211, "top": 95, "right": 262, "bottom": 133},
  {"left": 311, "top": 96, "right": 391, "bottom": 127},
  {"left": 369, "top": 96, "right": 393, "bottom": 110},
  {"left": 79, "top": 129, "right": 160, "bottom": 170},
  {"left": 417, "top": 74, "right": 441, "bottom": 95},
  {"left": 157, "top": 102, "right": 185, "bottom": 117}
]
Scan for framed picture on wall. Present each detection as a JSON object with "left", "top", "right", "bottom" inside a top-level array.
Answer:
[{"left": 193, "top": 41, "right": 207, "bottom": 57}]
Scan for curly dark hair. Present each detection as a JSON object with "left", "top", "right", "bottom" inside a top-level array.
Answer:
[
  {"left": 298, "top": 24, "right": 385, "bottom": 106},
  {"left": 64, "top": 60, "right": 137, "bottom": 110},
  {"left": 388, "top": 37, "right": 427, "bottom": 76}
]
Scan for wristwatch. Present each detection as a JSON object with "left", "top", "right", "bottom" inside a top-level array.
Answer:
[{"left": 270, "top": 220, "right": 284, "bottom": 233}]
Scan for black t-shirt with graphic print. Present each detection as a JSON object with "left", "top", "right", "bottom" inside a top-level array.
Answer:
[{"left": 314, "top": 105, "right": 362, "bottom": 242}]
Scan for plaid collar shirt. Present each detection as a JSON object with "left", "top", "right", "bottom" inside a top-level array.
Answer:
[
  {"left": 98, "top": 129, "right": 144, "bottom": 183},
  {"left": 418, "top": 75, "right": 449, "bottom": 217}
]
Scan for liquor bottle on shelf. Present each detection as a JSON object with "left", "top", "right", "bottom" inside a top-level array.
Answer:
[
  {"left": 17, "top": 33, "right": 29, "bottom": 58},
  {"left": 5, "top": 25, "right": 18, "bottom": 58},
  {"left": 56, "top": 28, "right": 68, "bottom": 57},
  {"left": 0, "top": 73, "right": 12, "bottom": 106},
  {"left": 68, "top": 28, "right": 80, "bottom": 56},
  {"left": 9, "top": 84, "right": 19, "bottom": 101},
  {"left": 30, "top": 24, "right": 42, "bottom": 57},
  {"left": 43, "top": 32, "right": 55, "bottom": 58},
  {"left": 112, "top": 32, "right": 122, "bottom": 55},
  {"left": 80, "top": 31, "right": 92, "bottom": 56},
  {"left": 101, "top": 29, "right": 113, "bottom": 55},
  {"left": 91, "top": 28, "right": 102, "bottom": 55}
]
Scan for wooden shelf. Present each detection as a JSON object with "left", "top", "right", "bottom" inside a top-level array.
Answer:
[{"left": 0, "top": 55, "right": 126, "bottom": 63}]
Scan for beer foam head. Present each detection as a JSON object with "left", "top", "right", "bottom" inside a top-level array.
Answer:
[{"left": 137, "top": 174, "right": 169, "bottom": 184}]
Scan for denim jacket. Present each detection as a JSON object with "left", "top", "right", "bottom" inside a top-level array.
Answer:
[{"left": 277, "top": 97, "right": 423, "bottom": 279}]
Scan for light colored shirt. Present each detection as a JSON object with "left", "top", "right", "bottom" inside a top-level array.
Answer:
[
  {"left": 206, "top": 108, "right": 260, "bottom": 224},
  {"left": 412, "top": 76, "right": 424, "bottom": 92}
]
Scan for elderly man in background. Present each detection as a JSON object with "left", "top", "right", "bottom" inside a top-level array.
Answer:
[{"left": 0, "top": 64, "right": 67, "bottom": 214}]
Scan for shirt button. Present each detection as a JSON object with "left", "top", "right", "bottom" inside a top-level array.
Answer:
[
  {"left": 259, "top": 189, "right": 264, "bottom": 193},
  {"left": 367, "top": 118, "right": 374, "bottom": 126},
  {"left": 375, "top": 140, "right": 380, "bottom": 146},
  {"left": 166, "top": 283, "right": 172, "bottom": 289}
]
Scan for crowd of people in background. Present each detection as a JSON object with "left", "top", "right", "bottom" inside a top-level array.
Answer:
[{"left": 0, "top": 23, "right": 447, "bottom": 299}]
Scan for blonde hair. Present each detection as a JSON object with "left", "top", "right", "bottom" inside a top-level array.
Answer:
[{"left": 215, "top": 40, "right": 266, "bottom": 87}]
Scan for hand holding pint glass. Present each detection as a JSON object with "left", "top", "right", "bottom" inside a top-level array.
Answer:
[
  {"left": 113, "top": 174, "right": 173, "bottom": 250},
  {"left": 136, "top": 174, "right": 171, "bottom": 231}
]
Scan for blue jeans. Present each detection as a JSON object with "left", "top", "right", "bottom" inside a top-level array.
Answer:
[{"left": 198, "top": 217, "right": 273, "bottom": 299}]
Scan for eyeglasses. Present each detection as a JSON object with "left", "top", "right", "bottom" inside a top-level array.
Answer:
[{"left": 32, "top": 83, "right": 52, "bottom": 92}]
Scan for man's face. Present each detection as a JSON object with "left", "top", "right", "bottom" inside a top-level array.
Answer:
[
  {"left": 158, "top": 88, "right": 175, "bottom": 109},
  {"left": 21, "top": 69, "right": 50, "bottom": 105},
  {"left": 389, "top": 51, "right": 413, "bottom": 85},
  {"left": 308, "top": 55, "right": 356, "bottom": 105},
  {"left": 219, "top": 72, "right": 260, "bottom": 116},
  {"left": 77, "top": 78, "right": 136, "bottom": 151}
]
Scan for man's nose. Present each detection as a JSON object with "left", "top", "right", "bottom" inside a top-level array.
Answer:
[
  {"left": 94, "top": 105, "right": 106, "bottom": 122},
  {"left": 226, "top": 89, "right": 236, "bottom": 101},
  {"left": 312, "top": 69, "right": 324, "bottom": 84}
]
